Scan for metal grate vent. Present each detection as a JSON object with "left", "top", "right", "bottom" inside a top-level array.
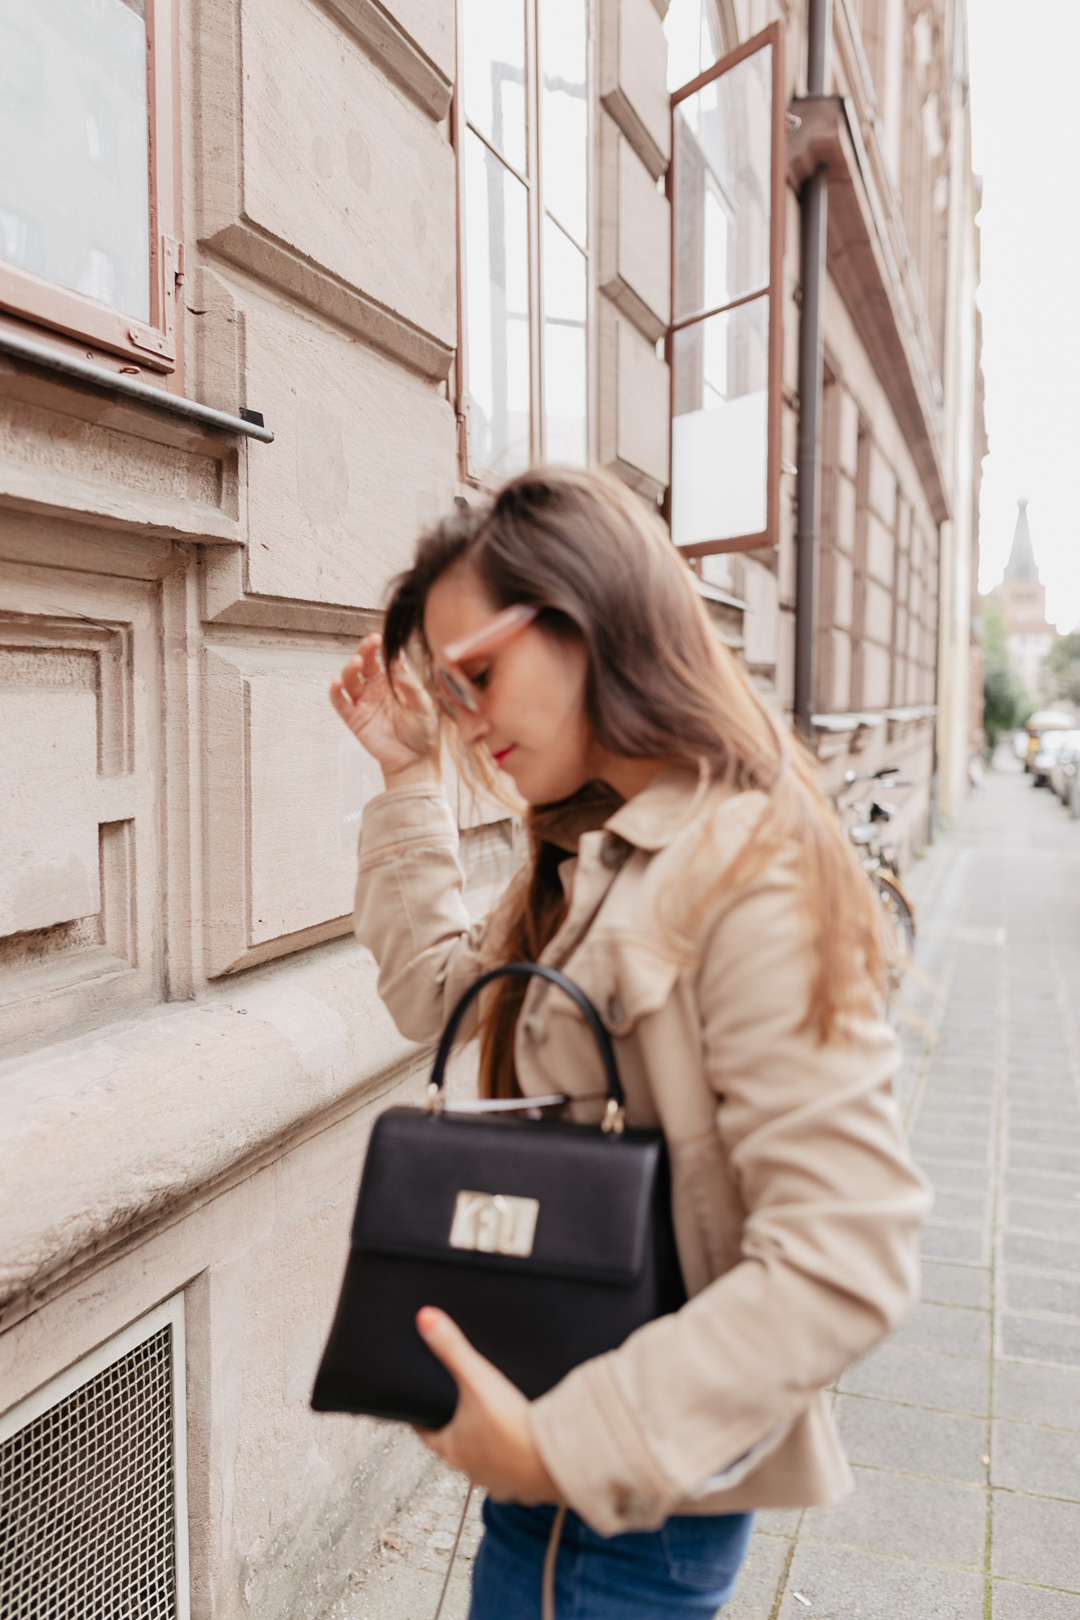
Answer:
[{"left": 0, "top": 1299, "right": 188, "bottom": 1620}]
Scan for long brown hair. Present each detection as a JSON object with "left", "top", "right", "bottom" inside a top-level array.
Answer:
[{"left": 383, "top": 467, "right": 887, "bottom": 1095}]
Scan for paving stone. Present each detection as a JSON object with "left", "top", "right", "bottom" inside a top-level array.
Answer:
[
  {"left": 839, "top": 1342, "right": 989, "bottom": 1416},
  {"left": 922, "top": 1162, "right": 993, "bottom": 1192},
  {"left": 755, "top": 1508, "right": 801, "bottom": 1536},
  {"left": 891, "top": 1301, "right": 991, "bottom": 1359},
  {"left": 927, "top": 1190, "right": 992, "bottom": 1224},
  {"left": 992, "top": 1419, "right": 1080, "bottom": 1501},
  {"left": 724, "top": 1528, "right": 791, "bottom": 1620},
  {"left": 1008, "top": 1144, "right": 1080, "bottom": 1176},
  {"left": 1003, "top": 1271, "right": 1080, "bottom": 1317},
  {"left": 921, "top": 1223, "right": 990, "bottom": 1263},
  {"left": 1006, "top": 1101, "right": 1080, "bottom": 1124},
  {"left": 910, "top": 1134, "right": 991, "bottom": 1165},
  {"left": 1005, "top": 1170, "right": 1080, "bottom": 1202},
  {"left": 921, "top": 1261, "right": 992, "bottom": 1309},
  {"left": 999, "top": 1314, "right": 1080, "bottom": 1367},
  {"left": 993, "top": 1360, "right": 1080, "bottom": 1429},
  {"left": 835, "top": 1394, "right": 988, "bottom": 1484},
  {"left": 328, "top": 1461, "right": 483, "bottom": 1620},
  {"left": 803, "top": 1466, "right": 985, "bottom": 1567},
  {"left": 1005, "top": 1200, "right": 1080, "bottom": 1238},
  {"left": 918, "top": 1106, "right": 994, "bottom": 1133},
  {"left": 1010, "top": 1126, "right": 1080, "bottom": 1149},
  {"left": 992, "top": 1491, "right": 1080, "bottom": 1590},
  {"left": 993, "top": 1580, "right": 1080, "bottom": 1619},
  {"left": 778, "top": 1542, "right": 984, "bottom": 1619},
  {"left": 1003, "top": 1232, "right": 1080, "bottom": 1275}
]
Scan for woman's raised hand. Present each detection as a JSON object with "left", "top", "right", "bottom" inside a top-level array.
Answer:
[{"left": 330, "top": 631, "right": 440, "bottom": 786}]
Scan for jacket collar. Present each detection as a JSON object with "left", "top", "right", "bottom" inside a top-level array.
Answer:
[
  {"left": 529, "top": 761, "right": 716, "bottom": 857},
  {"left": 604, "top": 760, "right": 714, "bottom": 852}
]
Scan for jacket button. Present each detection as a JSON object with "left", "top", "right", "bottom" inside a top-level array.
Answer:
[
  {"left": 523, "top": 1014, "right": 546, "bottom": 1044},
  {"left": 606, "top": 994, "right": 625, "bottom": 1028},
  {"left": 601, "top": 834, "right": 630, "bottom": 869}
]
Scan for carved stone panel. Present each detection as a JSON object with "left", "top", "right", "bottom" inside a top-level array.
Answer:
[
  {"left": 0, "top": 566, "right": 162, "bottom": 1055},
  {"left": 203, "top": 640, "right": 385, "bottom": 976},
  {"left": 237, "top": 303, "right": 456, "bottom": 612}
]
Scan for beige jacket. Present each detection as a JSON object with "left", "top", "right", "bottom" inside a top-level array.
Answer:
[{"left": 354, "top": 765, "right": 930, "bottom": 1537}]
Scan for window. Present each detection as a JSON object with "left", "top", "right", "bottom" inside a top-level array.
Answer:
[
  {"left": 0, "top": 0, "right": 181, "bottom": 373},
  {"left": 455, "top": 0, "right": 591, "bottom": 481},
  {"left": 667, "top": 23, "right": 785, "bottom": 555}
]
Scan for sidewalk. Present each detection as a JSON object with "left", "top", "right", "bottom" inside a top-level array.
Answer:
[{"left": 333, "top": 759, "right": 1080, "bottom": 1619}]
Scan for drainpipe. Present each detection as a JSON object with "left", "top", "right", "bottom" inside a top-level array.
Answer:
[{"left": 793, "top": 0, "right": 833, "bottom": 738}]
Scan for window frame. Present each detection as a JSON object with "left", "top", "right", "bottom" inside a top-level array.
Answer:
[
  {"left": 0, "top": 0, "right": 183, "bottom": 376},
  {"left": 452, "top": 0, "right": 595, "bottom": 487},
  {"left": 665, "top": 20, "right": 786, "bottom": 556}
]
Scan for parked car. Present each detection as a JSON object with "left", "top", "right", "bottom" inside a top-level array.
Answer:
[
  {"left": 1031, "top": 729, "right": 1071, "bottom": 787},
  {"left": 1049, "top": 731, "right": 1080, "bottom": 801}
]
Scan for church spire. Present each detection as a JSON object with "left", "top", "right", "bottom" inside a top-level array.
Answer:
[{"left": 1004, "top": 497, "right": 1039, "bottom": 584}]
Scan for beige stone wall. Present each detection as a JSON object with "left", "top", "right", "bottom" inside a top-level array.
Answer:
[
  {"left": 0, "top": 0, "right": 675, "bottom": 1612},
  {"left": 0, "top": 0, "right": 976, "bottom": 1610}
]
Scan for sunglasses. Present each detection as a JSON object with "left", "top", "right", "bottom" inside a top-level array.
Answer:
[{"left": 432, "top": 603, "right": 539, "bottom": 717}]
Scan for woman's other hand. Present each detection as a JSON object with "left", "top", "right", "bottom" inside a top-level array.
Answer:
[
  {"left": 414, "top": 1308, "right": 560, "bottom": 1504},
  {"left": 330, "top": 632, "right": 440, "bottom": 787}
]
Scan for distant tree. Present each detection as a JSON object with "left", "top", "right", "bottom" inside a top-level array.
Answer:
[
  {"left": 1044, "top": 629, "right": 1080, "bottom": 707},
  {"left": 981, "top": 596, "right": 1030, "bottom": 752}
]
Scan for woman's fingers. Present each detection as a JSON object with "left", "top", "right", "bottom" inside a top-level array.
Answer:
[{"left": 416, "top": 1307, "right": 492, "bottom": 1392}]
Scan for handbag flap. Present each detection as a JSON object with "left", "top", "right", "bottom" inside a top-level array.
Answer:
[{"left": 352, "top": 1109, "right": 666, "bottom": 1285}]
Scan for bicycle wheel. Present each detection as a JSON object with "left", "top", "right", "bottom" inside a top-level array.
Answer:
[{"left": 874, "top": 872, "right": 915, "bottom": 961}]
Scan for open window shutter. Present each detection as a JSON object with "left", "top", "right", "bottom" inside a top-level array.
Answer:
[{"left": 667, "top": 23, "right": 785, "bottom": 555}]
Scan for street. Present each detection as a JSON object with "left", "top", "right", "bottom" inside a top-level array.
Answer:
[{"left": 335, "top": 755, "right": 1080, "bottom": 1619}]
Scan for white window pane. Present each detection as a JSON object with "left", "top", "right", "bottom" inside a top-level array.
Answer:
[
  {"left": 664, "top": 0, "right": 725, "bottom": 94},
  {"left": 674, "top": 43, "right": 772, "bottom": 320},
  {"left": 464, "top": 131, "right": 531, "bottom": 476},
  {"left": 463, "top": 0, "right": 527, "bottom": 176},
  {"left": 671, "top": 295, "right": 769, "bottom": 545},
  {"left": 540, "top": 0, "right": 587, "bottom": 248},
  {"left": 0, "top": 0, "right": 150, "bottom": 321},
  {"left": 542, "top": 217, "right": 586, "bottom": 466}
]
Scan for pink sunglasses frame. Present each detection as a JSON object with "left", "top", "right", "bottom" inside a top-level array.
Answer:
[{"left": 432, "top": 603, "right": 539, "bottom": 716}]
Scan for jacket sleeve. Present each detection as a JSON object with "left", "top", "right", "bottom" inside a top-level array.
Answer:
[
  {"left": 353, "top": 782, "right": 498, "bottom": 1044},
  {"left": 529, "top": 857, "right": 931, "bottom": 1534}
]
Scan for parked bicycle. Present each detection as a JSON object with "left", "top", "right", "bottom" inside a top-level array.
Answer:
[{"left": 834, "top": 766, "right": 917, "bottom": 963}]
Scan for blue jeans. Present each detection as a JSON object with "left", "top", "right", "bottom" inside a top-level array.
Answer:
[{"left": 468, "top": 1499, "right": 754, "bottom": 1619}]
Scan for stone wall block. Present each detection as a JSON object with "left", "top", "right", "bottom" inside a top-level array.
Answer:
[
  {"left": 196, "top": 0, "right": 456, "bottom": 380},
  {"left": 598, "top": 112, "right": 671, "bottom": 341},
  {"left": 0, "top": 370, "right": 239, "bottom": 543},
  {"left": 320, "top": 0, "right": 454, "bottom": 120},
  {"left": 742, "top": 556, "right": 779, "bottom": 668},
  {"left": 202, "top": 641, "right": 384, "bottom": 977},
  {"left": 599, "top": 0, "right": 671, "bottom": 179},
  {"left": 866, "top": 511, "right": 896, "bottom": 588},
  {"left": 241, "top": 303, "right": 455, "bottom": 611},
  {"left": 240, "top": 0, "right": 455, "bottom": 348},
  {"left": 598, "top": 301, "right": 670, "bottom": 498},
  {"left": 0, "top": 565, "right": 163, "bottom": 1054}
]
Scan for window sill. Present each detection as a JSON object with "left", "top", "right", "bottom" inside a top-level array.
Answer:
[{"left": 0, "top": 328, "right": 274, "bottom": 443}]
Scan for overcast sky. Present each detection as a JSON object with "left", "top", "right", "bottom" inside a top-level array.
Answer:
[{"left": 968, "top": 0, "right": 1080, "bottom": 631}]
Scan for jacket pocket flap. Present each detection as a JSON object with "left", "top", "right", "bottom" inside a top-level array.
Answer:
[
  {"left": 352, "top": 1109, "right": 665, "bottom": 1285},
  {"left": 550, "top": 934, "right": 685, "bottom": 1038}
]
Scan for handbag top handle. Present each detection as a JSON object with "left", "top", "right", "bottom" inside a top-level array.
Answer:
[{"left": 430, "top": 962, "right": 625, "bottom": 1111}]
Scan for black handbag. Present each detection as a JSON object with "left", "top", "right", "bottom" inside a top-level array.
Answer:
[{"left": 311, "top": 962, "right": 686, "bottom": 1428}]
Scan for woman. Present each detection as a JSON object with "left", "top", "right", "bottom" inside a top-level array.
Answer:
[{"left": 330, "top": 468, "right": 928, "bottom": 1619}]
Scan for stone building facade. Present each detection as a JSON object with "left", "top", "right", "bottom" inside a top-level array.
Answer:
[{"left": 0, "top": 1, "right": 980, "bottom": 1615}]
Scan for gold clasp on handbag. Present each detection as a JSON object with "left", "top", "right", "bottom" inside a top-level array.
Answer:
[
  {"left": 601, "top": 1098, "right": 626, "bottom": 1135},
  {"left": 449, "top": 1191, "right": 540, "bottom": 1257}
]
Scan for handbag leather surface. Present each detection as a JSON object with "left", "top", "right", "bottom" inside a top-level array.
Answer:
[{"left": 311, "top": 962, "right": 686, "bottom": 1428}]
